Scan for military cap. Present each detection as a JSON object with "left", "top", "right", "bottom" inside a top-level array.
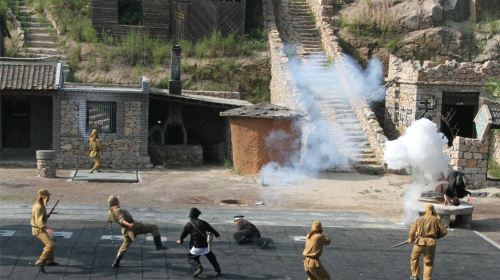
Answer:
[{"left": 108, "top": 195, "right": 119, "bottom": 206}]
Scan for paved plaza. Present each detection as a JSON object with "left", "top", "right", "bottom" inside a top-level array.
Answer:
[{"left": 1, "top": 207, "right": 499, "bottom": 280}]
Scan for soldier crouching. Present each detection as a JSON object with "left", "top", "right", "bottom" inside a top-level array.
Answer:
[{"left": 107, "top": 195, "right": 167, "bottom": 267}]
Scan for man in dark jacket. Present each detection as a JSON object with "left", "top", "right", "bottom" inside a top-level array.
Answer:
[
  {"left": 444, "top": 171, "right": 472, "bottom": 206},
  {"left": 233, "top": 215, "right": 269, "bottom": 249},
  {"left": 176, "top": 208, "right": 222, "bottom": 278}
]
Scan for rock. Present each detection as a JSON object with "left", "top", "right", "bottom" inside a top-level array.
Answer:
[{"left": 443, "top": 0, "right": 470, "bottom": 22}]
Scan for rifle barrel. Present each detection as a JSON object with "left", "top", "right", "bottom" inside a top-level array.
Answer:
[{"left": 391, "top": 240, "right": 409, "bottom": 248}]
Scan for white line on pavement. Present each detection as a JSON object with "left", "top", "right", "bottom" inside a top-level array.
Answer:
[{"left": 473, "top": 231, "right": 500, "bottom": 251}]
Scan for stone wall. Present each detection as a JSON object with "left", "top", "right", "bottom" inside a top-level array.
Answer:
[
  {"left": 262, "top": 0, "right": 302, "bottom": 110},
  {"left": 56, "top": 86, "right": 150, "bottom": 169},
  {"left": 306, "top": 0, "right": 387, "bottom": 165},
  {"left": 148, "top": 144, "right": 203, "bottom": 166},
  {"left": 448, "top": 136, "right": 500, "bottom": 188}
]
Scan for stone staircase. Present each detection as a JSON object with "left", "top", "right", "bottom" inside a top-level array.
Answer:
[
  {"left": 8, "top": 0, "right": 69, "bottom": 77},
  {"left": 275, "top": 0, "right": 384, "bottom": 173}
]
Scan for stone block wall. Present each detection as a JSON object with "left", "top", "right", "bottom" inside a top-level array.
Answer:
[
  {"left": 149, "top": 144, "right": 203, "bottom": 166},
  {"left": 448, "top": 136, "right": 500, "bottom": 188},
  {"left": 55, "top": 86, "right": 150, "bottom": 169},
  {"left": 385, "top": 55, "right": 500, "bottom": 138}
]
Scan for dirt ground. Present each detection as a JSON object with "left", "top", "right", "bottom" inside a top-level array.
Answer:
[{"left": 1, "top": 166, "right": 499, "bottom": 242}]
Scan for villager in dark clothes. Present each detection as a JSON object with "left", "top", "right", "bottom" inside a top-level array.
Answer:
[
  {"left": 176, "top": 208, "right": 221, "bottom": 278},
  {"left": 444, "top": 171, "right": 472, "bottom": 206},
  {"left": 233, "top": 215, "right": 269, "bottom": 249}
]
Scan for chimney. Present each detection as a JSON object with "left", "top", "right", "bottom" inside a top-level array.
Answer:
[
  {"left": 169, "top": 45, "right": 182, "bottom": 95},
  {"left": 141, "top": 76, "right": 150, "bottom": 92}
]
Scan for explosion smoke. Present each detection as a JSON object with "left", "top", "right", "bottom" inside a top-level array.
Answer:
[
  {"left": 260, "top": 54, "right": 385, "bottom": 185},
  {"left": 383, "top": 118, "right": 450, "bottom": 224}
]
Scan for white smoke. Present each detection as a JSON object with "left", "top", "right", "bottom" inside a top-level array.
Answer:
[
  {"left": 259, "top": 53, "right": 385, "bottom": 185},
  {"left": 383, "top": 118, "right": 450, "bottom": 224}
]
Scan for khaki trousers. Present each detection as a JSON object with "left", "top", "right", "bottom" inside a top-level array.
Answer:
[
  {"left": 118, "top": 222, "right": 160, "bottom": 254},
  {"left": 34, "top": 231, "right": 55, "bottom": 265},
  {"left": 411, "top": 244, "right": 436, "bottom": 280},
  {"left": 304, "top": 258, "right": 330, "bottom": 280},
  {"left": 90, "top": 154, "right": 102, "bottom": 172}
]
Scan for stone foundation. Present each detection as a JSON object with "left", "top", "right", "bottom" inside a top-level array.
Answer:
[
  {"left": 36, "top": 150, "right": 56, "bottom": 178},
  {"left": 149, "top": 144, "right": 203, "bottom": 166}
]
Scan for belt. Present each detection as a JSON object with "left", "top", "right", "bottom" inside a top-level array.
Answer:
[{"left": 304, "top": 256, "right": 319, "bottom": 260}]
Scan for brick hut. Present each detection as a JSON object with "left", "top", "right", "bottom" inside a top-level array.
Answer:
[{"left": 220, "top": 103, "right": 302, "bottom": 175}]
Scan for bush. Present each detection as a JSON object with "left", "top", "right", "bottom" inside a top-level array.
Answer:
[
  {"left": 483, "top": 78, "right": 500, "bottom": 100},
  {"left": 340, "top": 0, "right": 401, "bottom": 36},
  {"left": 118, "top": 31, "right": 170, "bottom": 66},
  {"left": 68, "top": 43, "right": 82, "bottom": 70}
]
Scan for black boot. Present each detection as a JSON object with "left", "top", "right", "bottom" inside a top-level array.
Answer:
[
  {"left": 35, "top": 262, "right": 46, "bottom": 273},
  {"left": 111, "top": 253, "right": 124, "bottom": 267},
  {"left": 154, "top": 236, "right": 167, "bottom": 250},
  {"left": 192, "top": 267, "right": 203, "bottom": 278}
]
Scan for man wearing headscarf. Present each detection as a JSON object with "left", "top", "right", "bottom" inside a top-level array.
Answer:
[
  {"left": 31, "top": 189, "right": 57, "bottom": 273},
  {"left": 303, "top": 220, "right": 331, "bottom": 280},
  {"left": 107, "top": 195, "right": 166, "bottom": 267},
  {"left": 233, "top": 215, "right": 269, "bottom": 249},
  {"left": 408, "top": 204, "right": 448, "bottom": 280},
  {"left": 88, "top": 129, "right": 102, "bottom": 173},
  {"left": 176, "top": 208, "right": 222, "bottom": 278}
]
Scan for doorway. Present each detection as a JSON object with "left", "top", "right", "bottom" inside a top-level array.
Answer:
[
  {"left": 1, "top": 96, "right": 31, "bottom": 148},
  {"left": 440, "top": 92, "right": 479, "bottom": 145}
]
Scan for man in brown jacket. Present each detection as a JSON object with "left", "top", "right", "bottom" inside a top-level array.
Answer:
[
  {"left": 107, "top": 195, "right": 166, "bottom": 267},
  {"left": 31, "top": 189, "right": 57, "bottom": 273},
  {"left": 408, "top": 204, "right": 448, "bottom": 280},
  {"left": 303, "top": 220, "right": 331, "bottom": 280}
]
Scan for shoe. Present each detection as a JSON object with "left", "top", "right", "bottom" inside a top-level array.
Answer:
[
  {"left": 260, "top": 239, "right": 270, "bottom": 249},
  {"left": 45, "top": 262, "right": 59, "bottom": 266},
  {"left": 111, "top": 253, "right": 124, "bottom": 267},
  {"left": 35, "top": 262, "right": 46, "bottom": 274},
  {"left": 154, "top": 235, "right": 167, "bottom": 250},
  {"left": 410, "top": 276, "right": 419, "bottom": 280},
  {"left": 192, "top": 267, "right": 203, "bottom": 278}
]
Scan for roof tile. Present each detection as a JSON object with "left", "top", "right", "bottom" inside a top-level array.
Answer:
[{"left": 0, "top": 59, "right": 60, "bottom": 91}]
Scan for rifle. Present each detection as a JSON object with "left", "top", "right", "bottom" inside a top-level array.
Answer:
[
  {"left": 47, "top": 200, "right": 60, "bottom": 219},
  {"left": 391, "top": 240, "right": 409, "bottom": 248}
]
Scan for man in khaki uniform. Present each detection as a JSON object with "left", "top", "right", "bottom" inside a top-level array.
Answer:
[
  {"left": 408, "top": 204, "right": 448, "bottom": 280},
  {"left": 303, "top": 220, "right": 331, "bottom": 280},
  {"left": 88, "top": 129, "right": 102, "bottom": 173},
  {"left": 107, "top": 195, "right": 166, "bottom": 267},
  {"left": 31, "top": 189, "right": 57, "bottom": 273}
]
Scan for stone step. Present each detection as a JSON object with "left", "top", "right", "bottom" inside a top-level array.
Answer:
[
  {"left": 26, "top": 33, "right": 55, "bottom": 41},
  {"left": 25, "top": 40, "right": 57, "bottom": 48},
  {"left": 23, "top": 21, "right": 47, "bottom": 28},
  {"left": 23, "top": 47, "right": 60, "bottom": 55},
  {"left": 354, "top": 164, "right": 385, "bottom": 175},
  {"left": 27, "top": 26, "right": 50, "bottom": 33}
]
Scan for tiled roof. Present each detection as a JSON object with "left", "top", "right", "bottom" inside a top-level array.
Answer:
[
  {"left": 489, "top": 104, "right": 500, "bottom": 126},
  {"left": 220, "top": 103, "right": 302, "bottom": 119},
  {"left": 0, "top": 59, "right": 62, "bottom": 90}
]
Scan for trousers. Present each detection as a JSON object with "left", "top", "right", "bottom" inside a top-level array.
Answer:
[
  {"left": 187, "top": 251, "right": 221, "bottom": 273},
  {"left": 34, "top": 231, "right": 55, "bottom": 265},
  {"left": 411, "top": 244, "right": 436, "bottom": 280}
]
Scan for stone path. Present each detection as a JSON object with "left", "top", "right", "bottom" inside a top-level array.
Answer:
[
  {"left": 1, "top": 215, "right": 499, "bottom": 280},
  {"left": 274, "top": 0, "right": 383, "bottom": 174}
]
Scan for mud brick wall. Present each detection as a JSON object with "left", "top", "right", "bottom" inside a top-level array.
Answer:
[{"left": 149, "top": 144, "right": 203, "bottom": 166}]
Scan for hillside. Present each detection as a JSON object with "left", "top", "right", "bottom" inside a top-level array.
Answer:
[
  {"left": 5, "top": 0, "right": 271, "bottom": 103},
  {"left": 334, "top": 0, "right": 500, "bottom": 70}
]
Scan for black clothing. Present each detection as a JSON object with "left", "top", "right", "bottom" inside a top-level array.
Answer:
[
  {"left": 234, "top": 219, "right": 261, "bottom": 243},
  {"left": 233, "top": 219, "right": 269, "bottom": 248},
  {"left": 189, "top": 207, "right": 201, "bottom": 219},
  {"left": 179, "top": 218, "right": 220, "bottom": 248},
  {"left": 445, "top": 172, "right": 471, "bottom": 206},
  {"left": 188, "top": 251, "right": 221, "bottom": 274}
]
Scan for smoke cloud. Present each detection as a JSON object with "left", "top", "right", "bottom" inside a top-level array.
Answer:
[
  {"left": 383, "top": 118, "right": 450, "bottom": 224},
  {"left": 259, "top": 54, "right": 385, "bottom": 185}
]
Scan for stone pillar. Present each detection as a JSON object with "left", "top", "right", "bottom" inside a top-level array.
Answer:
[
  {"left": 36, "top": 150, "right": 56, "bottom": 178},
  {"left": 168, "top": 45, "right": 182, "bottom": 95}
]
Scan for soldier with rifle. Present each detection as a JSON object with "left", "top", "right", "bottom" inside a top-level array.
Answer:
[
  {"left": 31, "top": 189, "right": 59, "bottom": 273},
  {"left": 408, "top": 204, "right": 448, "bottom": 280}
]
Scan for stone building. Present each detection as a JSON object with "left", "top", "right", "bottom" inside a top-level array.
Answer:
[
  {"left": 385, "top": 55, "right": 500, "bottom": 143},
  {"left": 0, "top": 58, "right": 249, "bottom": 169},
  {"left": 385, "top": 55, "right": 500, "bottom": 188},
  {"left": 220, "top": 103, "right": 301, "bottom": 175},
  {"left": 91, "top": 0, "right": 246, "bottom": 41}
]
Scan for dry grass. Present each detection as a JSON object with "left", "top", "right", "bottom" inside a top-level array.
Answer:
[{"left": 341, "top": 0, "right": 400, "bottom": 36}]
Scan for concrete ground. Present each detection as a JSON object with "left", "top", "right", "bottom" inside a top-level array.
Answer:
[
  {"left": 1, "top": 166, "right": 500, "bottom": 279},
  {"left": 1, "top": 212, "right": 500, "bottom": 280}
]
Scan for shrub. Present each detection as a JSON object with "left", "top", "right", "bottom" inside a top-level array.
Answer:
[
  {"left": 118, "top": 31, "right": 170, "bottom": 66},
  {"left": 483, "top": 78, "right": 500, "bottom": 100},
  {"left": 68, "top": 43, "right": 82, "bottom": 70},
  {"left": 340, "top": 0, "right": 400, "bottom": 36}
]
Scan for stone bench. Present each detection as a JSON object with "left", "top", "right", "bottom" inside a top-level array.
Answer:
[{"left": 415, "top": 201, "right": 474, "bottom": 228}]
